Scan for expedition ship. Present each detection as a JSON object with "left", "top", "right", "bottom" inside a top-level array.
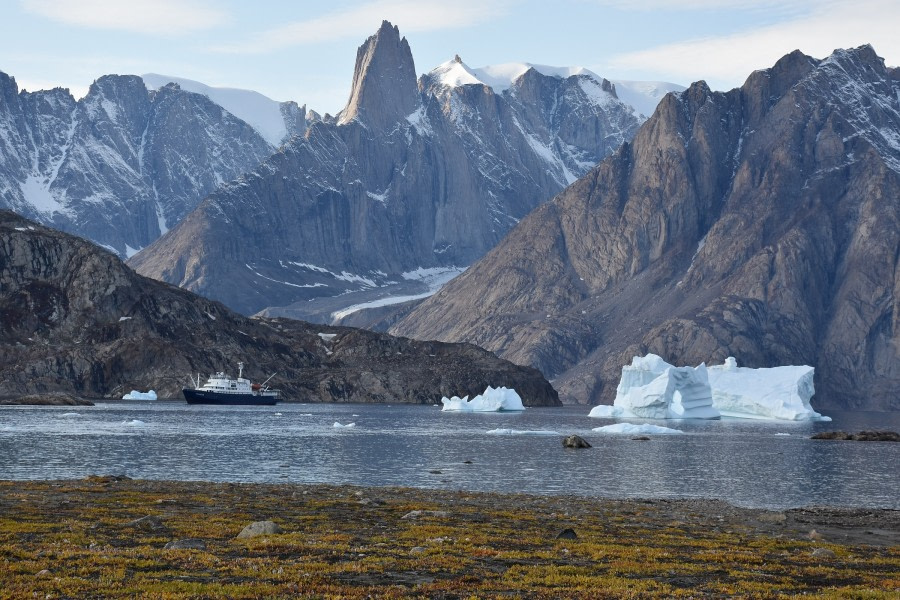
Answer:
[{"left": 182, "top": 363, "right": 280, "bottom": 405}]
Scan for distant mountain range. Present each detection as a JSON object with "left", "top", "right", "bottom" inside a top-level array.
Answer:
[
  {"left": 129, "top": 21, "right": 679, "bottom": 318},
  {"left": 0, "top": 72, "right": 311, "bottom": 257},
  {"left": 391, "top": 45, "right": 900, "bottom": 412}
]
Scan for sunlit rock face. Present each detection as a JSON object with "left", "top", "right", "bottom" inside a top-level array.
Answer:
[{"left": 393, "top": 45, "right": 900, "bottom": 413}]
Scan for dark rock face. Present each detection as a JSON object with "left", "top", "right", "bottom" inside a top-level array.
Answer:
[
  {"left": 0, "top": 74, "right": 277, "bottom": 257},
  {"left": 0, "top": 211, "right": 558, "bottom": 405},
  {"left": 129, "top": 22, "right": 643, "bottom": 317},
  {"left": 391, "top": 45, "right": 900, "bottom": 412}
]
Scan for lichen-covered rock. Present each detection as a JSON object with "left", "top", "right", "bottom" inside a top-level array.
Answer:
[{"left": 236, "top": 521, "right": 281, "bottom": 539}]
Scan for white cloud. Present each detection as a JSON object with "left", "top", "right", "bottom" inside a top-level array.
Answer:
[
  {"left": 604, "top": 0, "right": 900, "bottom": 90},
  {"left": 211, "top": 0, "right": 510, "bottom": 54},
  {"left": 22, "top": 0, "right": 229, "bottom": 35}
]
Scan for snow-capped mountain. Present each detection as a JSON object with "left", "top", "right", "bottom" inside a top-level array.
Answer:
[
  {"left": 141, "top": 74, "right": 307, "bottom": 147},
  {"left": 390, "top": 45, "right": 900, "bottom": 412},
  {"left": 131, "top": 21, "right": 668, "bottom": 317},
  {"left": 427, "top": 59, "right": 684, "bottom": 119},
  {"left": 0, "top": 73, "right": 293, "bottom": 257}
]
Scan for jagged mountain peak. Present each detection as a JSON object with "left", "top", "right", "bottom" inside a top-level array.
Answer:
[{"left": 338, "top": 20, "right": 418, "bottom": 129}]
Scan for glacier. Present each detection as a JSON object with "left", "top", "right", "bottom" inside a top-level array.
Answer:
[
  {"left": 589, "top": 355, "right": 830, "bottom": 421},
  {"left": 441, "top": 386, "right": 525, "bottom": 412}
]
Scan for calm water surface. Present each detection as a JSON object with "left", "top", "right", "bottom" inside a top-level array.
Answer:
[{"left": 1, "top": 402, "right": 897, "bottom": 510}]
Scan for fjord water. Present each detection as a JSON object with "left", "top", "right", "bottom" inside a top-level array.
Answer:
[{"left": 1, "top": 403, "right": 897, "bottom": 510}]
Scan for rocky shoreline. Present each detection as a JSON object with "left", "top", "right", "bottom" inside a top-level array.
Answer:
[
  {"left": 0, "top": 478, "right": 896, "bottom": 598},
  {"left": 0, "top": 393, "right": 94, "bottom": 406}
]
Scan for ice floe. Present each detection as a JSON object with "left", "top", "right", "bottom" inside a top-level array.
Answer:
[
  {"left": 441, "top": 386, "right": 525, "bottom": 412},
  {"left": 486, "top": 429, "right": 560, "bottom": 436},
  {"left": 333, "top": 422, "right": 356, "bottom": 428},
  {"left": 592, "top": 423, "right": 684, "bottom": 435}
]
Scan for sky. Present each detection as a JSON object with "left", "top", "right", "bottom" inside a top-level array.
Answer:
[{"left": 2, "top": 0, "right": 898, "bottom": 115}]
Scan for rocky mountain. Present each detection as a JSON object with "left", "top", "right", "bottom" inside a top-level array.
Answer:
[
  {"left": 390, "top": 45, "right": 900, "bottom": 412},
  {"left": 0, "top": 72, "right": 301, "bottom": 257},
  {"left": 0, "top": 210, "right": 558, "bottom": 405},
  {"left": 129, "top": 21, "right": 650, "bottom": 318}
]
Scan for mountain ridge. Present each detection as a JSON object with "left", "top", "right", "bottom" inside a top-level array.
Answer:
[{"left": 390, "top": 44, "right": 900, "bottom": 412}]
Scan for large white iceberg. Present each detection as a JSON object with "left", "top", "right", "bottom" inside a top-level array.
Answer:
[
  {"left": 707, "top": 357, "right": 829, "bottom": 421},
  {"left": 588, "top": 355, "right": 720, "bottom": 419},
  {"left": 589, "top": 354, "right": 829, "bottom": 421},
  {"left": 122, "top": 390, "right": 157, "bottom": 401},
  {"left": 441, "top": 386, "right": 525, "bottom": 412}
]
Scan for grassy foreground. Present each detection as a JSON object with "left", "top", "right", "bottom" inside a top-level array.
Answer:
[{"left": 0, "top": 478, "right": 897, "bottom": 598}]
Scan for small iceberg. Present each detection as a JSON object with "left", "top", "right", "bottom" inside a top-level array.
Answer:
[
  {"left": 592, "top": 423, "right": 684, "bottom": 435},
  {"left": 333, "top": 422, "right": 356, "bottom": 428},
  {"left": 441, "top": 386, "right": 525, "bottom": 412},
  {"left": 122, "top": 390, "right": 157, "bottom": 401},
  {"left": 60, "top": 412, "right": 81, "bottom": 418},
  {"left": 486, "top": 429, "right": 560, "bottom": 436},
  {"left": 121, "top": 419, "right": 146, "bottom": 427}
]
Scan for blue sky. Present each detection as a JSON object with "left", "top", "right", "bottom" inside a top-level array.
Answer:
[{"left": 2, "top": 0, "right": 898, "bottom": 115}]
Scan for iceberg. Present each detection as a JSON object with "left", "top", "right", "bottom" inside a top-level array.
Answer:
[
  {"left": 122, "top": 390, "right": 157, "bottom": 401},
  {"left": 441, "top": 386, "right": 525, "bottom": 412},
  {"left": 588, "top": 355, "right": 720, "bottom": 419},
  {"left": 707, "top": 357, "right": 830, "bottom": 421},
  {"left": 333, "top": 422, "right": 356, "bottom": 428},
  {"left": 589, "top": 354, "right": 829, "bottom": 421},
  {"left": 592, "top": 423, "right": 684, "bottom": 435}
]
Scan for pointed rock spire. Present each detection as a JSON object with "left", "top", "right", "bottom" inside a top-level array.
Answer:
[{"left": 338, "top": 20, "right": 418, "bottom": 130}]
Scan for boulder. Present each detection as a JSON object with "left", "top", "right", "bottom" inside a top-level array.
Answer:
[
  {"left": 236, "top": 520, "right": 282, "bottom": 539},
  {"left": 562, "top": 435, "right": 592, "bottom": 449}
]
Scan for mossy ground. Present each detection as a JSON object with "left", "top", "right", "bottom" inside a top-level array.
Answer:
[{"left": 0, "top": 478, "right": 896, "bottom": 598}]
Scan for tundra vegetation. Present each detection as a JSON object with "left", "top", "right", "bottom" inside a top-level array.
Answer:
[{"left": 0, "top": 478, "right": 896, "bottom": 598}]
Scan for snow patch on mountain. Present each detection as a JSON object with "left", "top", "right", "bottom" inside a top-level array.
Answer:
[
  {"left": 142, "top": 73, "right": 290, "bottom": 146},
  {"left": 611, "top": 80, "right": 685, "bottom": 118}
]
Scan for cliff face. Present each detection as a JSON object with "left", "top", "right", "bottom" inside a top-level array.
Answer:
[
  {"left": 391, "top": 46, "right": 900, "bottom": 412},
  {"left": 129, "top": 22, "right": 644, "bottom": 317},
  {"left": 0, "top": 210, "right": 558, "bottom": 406},
  {"left": 0, "top": 74, "right": 278, "bottom": 257}
]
